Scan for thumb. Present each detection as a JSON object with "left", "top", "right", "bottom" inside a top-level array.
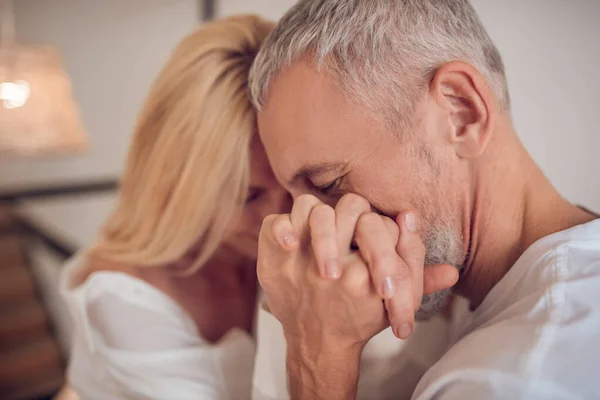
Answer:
[{"left": 423, "top": 264, "right": 459, "bottom": 295}]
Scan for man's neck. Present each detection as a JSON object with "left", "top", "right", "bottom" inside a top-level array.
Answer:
[{"left": 457, "top": 125, "right": 596, "bottom": 309}]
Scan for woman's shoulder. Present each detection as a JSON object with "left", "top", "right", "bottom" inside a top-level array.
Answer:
[
  {"left": 62, "top": 253, "right": 176, "bottom": 310},
  {"left": 60, "top": 253, "right": 201, "bottom": 346}
]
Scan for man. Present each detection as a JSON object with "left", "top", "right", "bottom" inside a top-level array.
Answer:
[{"left": 248, "top": 0, "right": 600, "bottom": 399}]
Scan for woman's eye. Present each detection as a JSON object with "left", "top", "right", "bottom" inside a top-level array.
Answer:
[{"left": 245, "top": 189, "right": 264, "bottom": 204}]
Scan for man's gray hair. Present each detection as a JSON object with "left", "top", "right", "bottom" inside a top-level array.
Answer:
[{"left": 249, "top": 0, "right": 510, "bottom": 128}]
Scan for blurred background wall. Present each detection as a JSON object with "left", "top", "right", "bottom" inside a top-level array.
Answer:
[
  {"left": 1, "top": 0, "right": 597, "bottom": 207},
  {"left": 0, "top": 0, "right": 198, "bottom": 191},
  {"left": 471, "top": 0, "right": 600, "bottom": 210}
]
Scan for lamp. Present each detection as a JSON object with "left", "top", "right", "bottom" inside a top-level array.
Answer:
[{"left": 0, "top": 0, "right": 88, "bottom": 155}]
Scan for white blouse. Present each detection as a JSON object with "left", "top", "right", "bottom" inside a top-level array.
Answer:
[{"left": 60, "top": 255, "right": 256, "bottom": 400}]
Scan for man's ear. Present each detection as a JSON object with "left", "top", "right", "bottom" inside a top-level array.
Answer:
[{"left": 430, "top": 61, "right": 497, "bottom": 159}]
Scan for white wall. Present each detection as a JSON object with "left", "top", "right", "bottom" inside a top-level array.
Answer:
[
  {"left": 0, "top": 0, "right": 198, "bottom": 190},
  {"left": 471, "top": 0, "right": 600, "bottom": 210},
  {"left": 218, "top": 0, "right": 600, "bottom": 210},
  {"left": 217, "top": 0, "right": 293, "bottom": 21}
]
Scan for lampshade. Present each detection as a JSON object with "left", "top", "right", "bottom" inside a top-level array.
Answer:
[
  {"left": 0, "top": 0, "right": 88, "bottom": 156},
  {"left": 0, "top": 44, "right": 88, "bottom": 155}
]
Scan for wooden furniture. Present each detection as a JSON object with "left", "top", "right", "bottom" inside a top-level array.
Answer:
[{"left": 0, "top": 207, "right": 64, "bottom": 400}]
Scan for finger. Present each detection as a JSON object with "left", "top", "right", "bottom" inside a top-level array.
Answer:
[
  {"left": 355, "top": 213, "right": 411, "bottom": 304},
  {"left": 271, "top": 213, "right": 298, "bottom": 251},
  {"left": 395, "top": 210, "right": 425, "bottom": 312},
  {"left": 384, "top": 297, "right": 414, "bottom": 340},
  {"left": 383, "top": 217, "right": 400, "bottom": 245},
  {"left": 290, "top": 194, "right": 323, "bottom": 241},
  {"left": 257, "top": 215, "right": 287, "bottom": 287},
  {"left": 380, "top": 220, "right": 417, "bottom": 340},
  {"left": 309, "top": 204, "right": 340, "bottom": 279},
  {"left": 423, "top": 264, "right": 459, "bottom": 295},
  {"left": 341, "top": 255, "right": 388, "bottom": 329},
  {"left": 334, "top": 194, "right": 371, "bottom": 255},
  {"left": 259, "top": 214, "right": 278, "bottom": 246}
]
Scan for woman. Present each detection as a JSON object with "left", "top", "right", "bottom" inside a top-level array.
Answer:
[{"left": 60, "top": 15, "right": 287, "bottom": 399}]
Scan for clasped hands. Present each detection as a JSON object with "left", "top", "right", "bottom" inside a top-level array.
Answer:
[{"left": 257, "top": 194, "right": 458, "bottom": 394}]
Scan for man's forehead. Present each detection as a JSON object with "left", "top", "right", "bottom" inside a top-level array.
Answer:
[
  {"left": 257, "top": 116, "right": 339, "bottom": 185},
  {"left": 257, "top": 60, "right": 367, "bottom": 184}
]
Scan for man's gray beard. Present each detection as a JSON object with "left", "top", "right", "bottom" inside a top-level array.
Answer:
[{"left": 415, "top": 222, "right": 465, "bottom": 321}]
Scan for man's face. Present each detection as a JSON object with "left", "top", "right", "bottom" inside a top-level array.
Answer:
[{"left": 258, "top": 60, "right": 467, "bottom": 317}]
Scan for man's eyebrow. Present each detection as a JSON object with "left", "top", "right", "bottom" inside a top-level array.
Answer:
[{"left": 288, "top": 162, "right": 346, "bottom": 186}]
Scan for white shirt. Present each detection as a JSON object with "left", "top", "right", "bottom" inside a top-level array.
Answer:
[
  {"left": 60, "top": 258, "right": 255, "bottom": 400},
  {"left": 61, "top": 255, "right": 455, "bottom": 399},
  {"left": 413, "top": 219, "right": 600, "bottom": 400}
]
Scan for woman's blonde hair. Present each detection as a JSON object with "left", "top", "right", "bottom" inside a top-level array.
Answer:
[{"left": 88, "top": 15, "right": 275, "bottom": 272}]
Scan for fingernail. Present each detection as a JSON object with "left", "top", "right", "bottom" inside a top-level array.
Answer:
[
  {"left": 325, "top": 259, "right": 341, "bottom": 279},
  {"left": 282, "top": 233, "right": 297, "bottom": 247},
  {"left": 405, "top": 212, "right": 418, "bottom": 233},
  {"left": 381, "top": 276, "right": 396, "bottom": 299},
  {"left": 397, "top": 323, "right": 412, "bottom": 340}
]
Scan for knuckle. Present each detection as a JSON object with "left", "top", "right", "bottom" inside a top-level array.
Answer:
[
  {"left": 409, "top": 245, "right": 426, "bottom": 262},
  {"left": 274, "top": 213, "right": 290, "bottom": 226},
  {"left": 296, "top": 193, "right": 321, "bottom": 207},
  {"left": 355, "top": 213, "right": 384, "bottom": 244},
  {"left": 391, "top": 265, "right": 413, "bottom": 283},
  {"left": 312, "top": 234, "right": 336, "bottom": 257},
  {"left": 310, "top": 203, "right": 334, "bottom": 222},
  {"left": 371, "top": 251, "right": 399, "bottom": 270},
  {"left": 357, "top": 211, "right": 381, "bottom": 230},
  {"left": 388, "top": 306, "right": 409, "bottom": 321},
  {"left": 341, "top": 260, "right": 371, "bottom": 296},
  {"left": 312, "top": 230, "right": 336, "bottom": 244},
  {"left": 399, "top": 238, "right": 426, "bottom": 259},
  {"left": 262, "top": 214, "right": 278, "bottom": 231},
  {"left": 388, "top": 296, "right": 415, "bottom": 316},
  {"left": 412, "top": 244, "right": 427, "bottom": 261},
  {"left": 337, "top": 193, "right": 370, "bottom": 215},
  {"left": 272, "top": 214, "right": 292, "bottom": 235},
  {"left": 343, "top": 273, "right": 369, "bottom": 298},
  {"left": 383, "top": 217, "right": 400, "bottom": 239}
]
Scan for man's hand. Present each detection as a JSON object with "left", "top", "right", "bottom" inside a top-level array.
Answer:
[
  {"left": 257, "top": 194, "right": 458, "bottom": 399},
  {"left": 258, "top": 194, "right": 392, "bottom": 399},
  {"left": 259, "top": 194, "right": 391, "bottom": 344},
  {"left": 260, "top": 194, "right": 458, "bottom": 339}
]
